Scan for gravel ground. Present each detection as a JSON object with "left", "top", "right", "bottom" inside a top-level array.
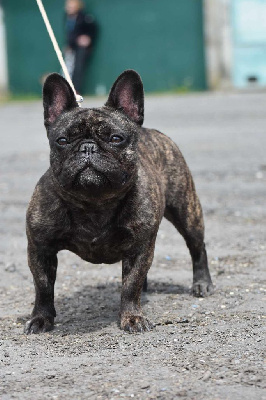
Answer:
[{"left": 0, "top": 91, "right": 265, "bottom": 399}]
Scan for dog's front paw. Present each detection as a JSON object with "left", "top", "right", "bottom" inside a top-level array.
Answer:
[
  {"left": 192, "top": 281, "right": 214, "bottom": 297},
  {"left": 121, "top": 314, "right": 154, "bottom": 333},
  {"left": 24, "top": 316, "right": 54, "bottom": 334}
]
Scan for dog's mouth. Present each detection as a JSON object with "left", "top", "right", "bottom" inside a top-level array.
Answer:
[
  {"left": 73, "top": 163, "right": 110, "bottom": 188},
  {"left": 76, "top": 165, "right": 129, "bottom": 187},
  {"left": 53, "top": 153, "right": 133, "bottom": 195}
]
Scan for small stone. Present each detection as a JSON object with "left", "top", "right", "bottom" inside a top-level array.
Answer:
[
  {"left": 165, "top": 320, "right": 173, "bottom": 325},
  {"left": 140, "top": 383, "right": 150, "bottom": 390},
  {"left": 176, "top": 318, "right": 189, "bottom": 323},
  {"left": 5, "top": 263, "right": 16, "bottom": 273},
  {"left": 202, "top": 370, "right": 211, "bottom": 381},
  {"left": 177, "top": 390, "right": 187, "bottom": 397}
]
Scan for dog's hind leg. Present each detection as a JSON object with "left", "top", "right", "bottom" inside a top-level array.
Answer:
[{"left": 164, "top": 177, "right": 214, "bottom": 297}]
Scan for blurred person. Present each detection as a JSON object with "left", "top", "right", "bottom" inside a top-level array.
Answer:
[{"left": 64, "top": 0, "right": 96, "bottom": 94}]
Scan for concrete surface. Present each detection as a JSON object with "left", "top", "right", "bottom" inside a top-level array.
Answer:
[{"left": 0, "top": 92, "right": 265, "bottom": 399}]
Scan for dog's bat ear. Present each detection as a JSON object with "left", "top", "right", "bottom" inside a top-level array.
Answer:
[
  {"left": 43, "top": 73, "right": 78, "bottom": 127},
  {"left": 105, "top": 70, "right": 144, "bottom": 126}
]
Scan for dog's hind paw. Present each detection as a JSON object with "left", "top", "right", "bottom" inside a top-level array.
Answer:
[
  {"left": 24, "top": 316, "right": 54, "bottom": 334},
  {"left": 192, "top": 281, "right": 214, "bottom": 297},
  {"left": 121, "top": 314, "right": 154, "bottom": 333}
]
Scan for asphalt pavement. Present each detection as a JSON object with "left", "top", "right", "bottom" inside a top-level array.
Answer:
[{"left": 0, "top": 91, "right": 265, "bottom": 399}]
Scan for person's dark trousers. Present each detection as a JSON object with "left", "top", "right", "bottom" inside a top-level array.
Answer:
[{"left": 72, "top": 47, "right": 90, "bottom": 94}]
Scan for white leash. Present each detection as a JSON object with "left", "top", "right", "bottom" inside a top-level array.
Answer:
[{"left": 36, "top": 0, "right": 83, "bottom": 106}]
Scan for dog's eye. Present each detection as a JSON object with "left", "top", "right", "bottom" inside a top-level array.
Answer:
[
  {"left": 110, "top": 135, "right": 123, "bottom": 144},
  {"left": 57, "top": 137, "right": 68, "bottom": 146}
]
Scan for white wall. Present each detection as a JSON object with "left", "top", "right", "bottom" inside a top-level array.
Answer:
[{"left": 204, "top": 0, "right": 233, "bottom": 89}]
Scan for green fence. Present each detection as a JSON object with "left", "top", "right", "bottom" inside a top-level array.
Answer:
[{"left": 3, "top": 0, "right": 206, "bottom": 95}]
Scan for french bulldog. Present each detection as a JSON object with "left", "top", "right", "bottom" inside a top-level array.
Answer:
[{"left": 25, "top": 70, "right": 213, "bottom": 334}]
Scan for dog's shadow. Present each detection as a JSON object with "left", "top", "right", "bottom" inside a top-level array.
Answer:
[
  {"left": 46, "top": 280, "right": 189, "bottom": 335},
  {"left": 19, "top": 280, "right": 189, "bottom": 335}
]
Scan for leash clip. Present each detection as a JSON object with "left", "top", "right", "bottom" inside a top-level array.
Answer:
[{"left": 76, "top": 95, "right": 84, "bottom": 107}]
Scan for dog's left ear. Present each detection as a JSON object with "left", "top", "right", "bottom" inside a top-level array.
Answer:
[
  {"left": 105, "top": 70, "right": 144, "bottom": 126},
  {"left": 43, "top": 73, "right": 78, "bottom": 127}
]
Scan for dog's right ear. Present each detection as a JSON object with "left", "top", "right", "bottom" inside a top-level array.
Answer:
[{"left": 43, "top": 73, "right": 78, "bottom": 127}]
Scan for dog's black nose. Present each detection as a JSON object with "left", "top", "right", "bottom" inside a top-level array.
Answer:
[{"left": 79, "top": 142, "right": 96, "bottom": 155}]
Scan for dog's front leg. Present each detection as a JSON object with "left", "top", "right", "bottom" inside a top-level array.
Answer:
[
  {"left": 24, "top": 243, "right": 57, "bottom": 334},
  {"left": 121, "top": 240, "right": 155, "bottom": 333}
]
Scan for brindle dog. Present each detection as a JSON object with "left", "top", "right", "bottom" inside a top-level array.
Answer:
[{"left": 25, "top": 70, "right": 213, "bottom": 334}]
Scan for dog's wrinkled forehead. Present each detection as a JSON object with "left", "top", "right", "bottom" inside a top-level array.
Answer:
[{"left": 52, "top": 107, "right": 136, "bottom": 138}]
